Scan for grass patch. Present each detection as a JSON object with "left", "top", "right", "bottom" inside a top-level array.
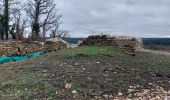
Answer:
[
  {"left": 59, "top": 45, "right": 127, "bottom": 59},
  {"left": 57, "top": 45, "right": 170, "bottom": 69}
]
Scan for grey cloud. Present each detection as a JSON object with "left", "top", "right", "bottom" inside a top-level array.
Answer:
[{"left": 57, "top": 0, "right": 170, "bottom": 37}]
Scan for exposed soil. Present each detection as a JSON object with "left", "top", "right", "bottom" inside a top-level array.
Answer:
[{"left": 0, "top": 46, "right": 170, "bottom": 99}]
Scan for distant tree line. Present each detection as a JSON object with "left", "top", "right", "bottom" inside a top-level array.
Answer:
[{"left": 0, "top": 0, "right": 69, "bottom": 41}]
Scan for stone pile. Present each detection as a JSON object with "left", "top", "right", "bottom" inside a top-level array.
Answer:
[
  {"left": 45, "top": 37, "right": 71, "bottom": 52},
  {"left": 0, "top": 41, "right": 45, "bottom": 56},
  {"left": 80, "top": 35, "right": 143, "bottom": 55},
  {"left": 0, "top": 37, "right": 70, "bottom": 56}
]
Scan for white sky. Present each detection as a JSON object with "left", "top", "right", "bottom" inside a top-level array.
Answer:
[{"left": 56, "top": 0, "right": 170, "bottom": 38}]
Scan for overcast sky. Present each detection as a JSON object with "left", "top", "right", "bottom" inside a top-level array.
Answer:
[{"left": 56, "top": 0, "right": 170, "bottom": 38}]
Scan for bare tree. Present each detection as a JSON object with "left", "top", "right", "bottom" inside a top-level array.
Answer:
[
  {"left": 49, "top": 16, "right": 70, "bottom": 40},
  {"left": 50, "top": 30, "right": 70, "bottom": 40},
  {"left": 11, "top": 8, "right": 28, "bottom": 40},
  {"left": 19, "top": 18, "right": 28, "bottom": 39},
  {"left": 41, "top": 10, "right": 62, "bottom": 41},
  {"left": 13, "top": 9, "right": 21, "bottom": 34},
  {"left": 24, "top": 0, "right": 61, "bottom": 41}
]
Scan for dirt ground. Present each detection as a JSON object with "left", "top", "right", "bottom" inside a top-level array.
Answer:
[
  {"left": 0, "top": 46, "right": 170, "bottom": 99},
  {"left": 143, "top": 49, "right": 170, "bottom": 56}
]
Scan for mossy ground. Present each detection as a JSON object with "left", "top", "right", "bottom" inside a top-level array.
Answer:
[{"left": 0, "top": 46, "right": 170, "bottom": 99}]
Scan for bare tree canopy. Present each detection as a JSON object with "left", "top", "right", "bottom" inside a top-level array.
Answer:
[
  {"left": 50, "top": 30, "right": 70, "bottom": 40},
  {"left": 0, "top": 0, "right": 66, "bottom": 41},
  {"left": 24, "top": 0, "right": 62, "bottom": 41}
]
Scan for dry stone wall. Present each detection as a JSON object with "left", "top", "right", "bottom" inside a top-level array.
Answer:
[
  {"left": 80, "top": 35, "right": 117, "bottom": 46},
  {"left": 80, "top": 35, "right": 143, "bottom": 55}
]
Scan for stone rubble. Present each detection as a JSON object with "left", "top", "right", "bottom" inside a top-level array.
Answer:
[
  {"left": 0, "top": 41, "right": 45, "bottom": 56},
  {"left": 0, "top": 37, "right": 70, "bottom": 56},
  {"left": 100, "top": 85, "right": 170, "bottom": 100}
]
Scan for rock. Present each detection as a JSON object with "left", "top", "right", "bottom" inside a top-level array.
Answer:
[
  {"left": 72, "top": 90, "right": 77, "bottom": 94},
  {"left": 118, "top": 92, "right": 123, "bottom": 96},
  {"left": 103, "top": 94, "right": 109, "bottom": 98},
  {"left": 42, "top": 70, "right": 48, "bottom": 73},
  {"left": 109, "top": 95, "right": 114, "bottom": 98},
  {"left": 65, "top": 83, "right": 72, "bottom": 89},
  {"left": 74, "top": 63, "right": 79, "bottom": 66},
  {"left": 82, "top": 68, "right": 86, "bottom": 70},
  {"left": 96, "top": 62, "right": 100, "bottom": 64},
  {"left": 149, "top": 82, "right": 154, "bottom": 86}
]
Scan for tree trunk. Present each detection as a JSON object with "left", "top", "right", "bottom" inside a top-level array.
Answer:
[
  {"left": 3, "top": 0, "right": 9, "bottom": 40},
  {"left": 32, "top": 2, "right": 40, "bottom": 41},
  {"left": 0, "top": 15, "right": 4, "bottom": 40},
  {"left": 32, "top": 21, "right": 39, "bottom": 41}
]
